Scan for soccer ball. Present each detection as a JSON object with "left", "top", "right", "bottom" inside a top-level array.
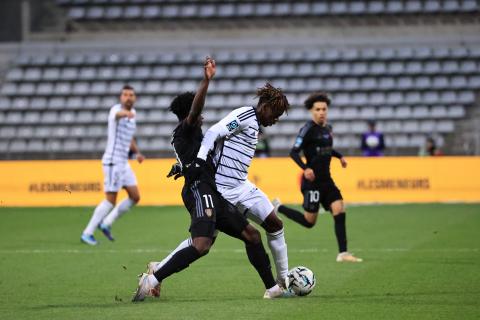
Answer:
[
  {"left": 287, "top": 266, "right": 316, "bottom": 296},
  {"left": 365, "top": 135, "right": 380, "bottom": 148}
]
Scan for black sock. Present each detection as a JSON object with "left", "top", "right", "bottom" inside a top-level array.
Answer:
[
  {"left": 245, "top": 241, "right": 276, "bottom": 289},
  {"left": 334, "top": 213, "right": 347, "bottom": 253},
  {"left": 278, "top": 205, "right": 314, "bottom": 228},
  {"left": 153, "top": 246, "right": 201, "bottom": 282}
]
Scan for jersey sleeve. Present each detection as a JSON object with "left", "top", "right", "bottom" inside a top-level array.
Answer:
[
  {"left": 197, "top": 107, "right": 254, "bottom": 160},
  {"left": 289, "top": 122, "right": 313, "bottom": 170}
]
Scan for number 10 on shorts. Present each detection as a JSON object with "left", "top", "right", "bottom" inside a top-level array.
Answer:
[{"left": 309, "top": 190, "right": 320, "bottom": 203}]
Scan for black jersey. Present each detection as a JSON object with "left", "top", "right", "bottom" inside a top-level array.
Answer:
[
  {"left": 171, "top": 119, "right": 215, "bottom": 185},
  {"left": 290, "top": 120, "right": 342, "bottom": 182}
]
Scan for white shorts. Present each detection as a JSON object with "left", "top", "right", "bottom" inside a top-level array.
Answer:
[
  {"left": 102, "top": 162, "right": 137, "bottom": 193},
  {"left": 218, "top": 180, "right": 274, "bottom": 225}
]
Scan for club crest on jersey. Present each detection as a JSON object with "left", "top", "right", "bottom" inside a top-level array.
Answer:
[
  {"left": 226, "top": 120, "right": 239, "bottom": 132},
  {"left": 294, "top": 137, "right": 303, "bottom": 148},
  {"left": 205, "top": 208, "right": 213, "bottom": 217}
]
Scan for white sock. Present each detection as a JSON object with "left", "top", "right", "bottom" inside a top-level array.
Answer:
[
  {"left": 101, "top": 198, "right": 135, "bottom": 227},
  {"left": 147, "top": 274, "right": 159, "bottom": 287},
  {"left": 154, "top": 238, "right": 192, "bottom": 272},
  {"left": 266, "top": 228, "right": 289, "bottom": 281},
  {"left": 83, "top": 200, "right": 114, "bottom": 235}
]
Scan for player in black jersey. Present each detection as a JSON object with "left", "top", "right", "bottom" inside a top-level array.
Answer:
[
  {"left": 132, "top": 58, "right": 286, "bottom": 302},
  {"left": 273, "top": 92, "right": 362, "bottom": 263}
]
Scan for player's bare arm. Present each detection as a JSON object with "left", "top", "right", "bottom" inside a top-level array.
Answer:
[
  {"left": 186, "top": 57, "right": 216, "bottom": 125},
  {"left": 130, "top": 138, "right": 145, "bottom": 163},
  {"left": 116, "top": 110, "right": 135, "bottom": 120}
]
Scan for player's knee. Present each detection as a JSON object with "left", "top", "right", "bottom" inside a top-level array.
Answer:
[
  {"left": 262, "top": 215, "right": 283, "bottom": 233},
  {"left": 243, "top": 225, "right": 261, "bottom": 244},
  {"left": 192, "top": 238, "right": 212, "bottom": 256},
  {"left": 131, "top": 195, "right": 140, "bottom": 204},
  {"left": 305, "top": 221, "right": 315, "bottom": 228}
]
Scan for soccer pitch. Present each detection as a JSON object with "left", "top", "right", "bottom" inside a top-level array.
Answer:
[{"left": 0, "top": 204, "right": 479, "bottom": 320}]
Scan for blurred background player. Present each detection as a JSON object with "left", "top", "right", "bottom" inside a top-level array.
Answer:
[
  {"left": 360, "top": 120, "right": 386, "bottom": 157},
  {"left": 80, "top": 85, "right": 145, "bottom": 245},
  {"left": 273, "top": 92, "right": 362, "bottom": 262},
  {"left": 186, "top": 82, "right": 291, "bottom": 286},
  {"left": 133, "top": 58, "right": 286, "bottom": 301},
  {"left": 419, "top": 136, "right": 443, "bottom": 156}
]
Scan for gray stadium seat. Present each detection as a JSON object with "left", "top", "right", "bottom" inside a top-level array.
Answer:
[
  {"left": 105, "top": 6, "right": 123, "bottom": 19},
  {"left": 395, "top": 106, "right": 411, "bottom": 119},
  {"left": 218, "top": 3, "right": 236, "bottom": 18},
  {"left": 86, "top": 6, "right": 104, "bottom": 19},
  {"left": 77, "top": 67, "right": 96, "bottom": 80},
  {"left": 6, "top": 68, "right": 23, "bottom": 81},
  {"left": 43, "top": 68, "right": 61, "bottom": 81},
  {"left": 431, "top": 105, "right": 448, "bottom": 118},
  {"left": 49, "top": 97, "right": 66, "bottom": 110},
  {"left": 0, "top": 126, "right": 16, "bottom": 138},
  {"left": 1, "top": 83, "right": 18, "bottom": 96},
  {"left": 18, "top": 83, "right": 36, "bottom": 95},
  {"left": 17, "top": 126, "right": 34, "bottom": 137},
  {"left": 12, "top": 97, "right": 29, "bottom": 110},
  {"left": 448, "top": 105, "right": 465, "bottom": 118},
  {"left": 0, "top": 97, "right": 10, "bottom": 110}
]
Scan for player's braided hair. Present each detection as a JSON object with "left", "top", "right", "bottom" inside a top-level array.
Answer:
[
  {"left": 169, "top": 92, "right": 195, "bottom": 121},
  {"left": 304, "top": 92, "right": 331, "bottom": 110},
  {"left": 256, "top": 82, "right": 289, "bottom": 114}
]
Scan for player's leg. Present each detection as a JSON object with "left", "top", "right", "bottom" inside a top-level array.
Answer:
[
  {"left": 133, "top": 235, "right": 211, "bottom": 302},
  {"left": 81, "top": 192, "right": 116, "bottom": 245},
  {"left": 237, "top": 184, "right": 289, "bottom": 285},
  {"left": 81, "top": 164, "right": 120, "bottom": 245},
  {"left": 216, "top": 200, "right": 279, "bottom": 295},
  {"left": 133, "top": 182, "right": 216, "bottom": 301},
  {"left": 275, "top": 178, "right": 320, "bottom": 228},
  {"left": 100, "top": 165, "right": 139, "bottom": 240},
  {"left": 326, "top": 186, "right": 362, "bottom": 262}
]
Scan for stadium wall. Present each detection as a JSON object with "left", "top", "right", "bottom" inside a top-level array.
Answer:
[{"left": 1, "top": 157, "right": 479, "bottom": 207}]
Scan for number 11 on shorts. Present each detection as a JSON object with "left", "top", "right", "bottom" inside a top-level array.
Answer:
[{"left": 203, "top": 194, "right": 214, "bottom": 208}]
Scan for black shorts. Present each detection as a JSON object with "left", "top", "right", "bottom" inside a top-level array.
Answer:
[
  {"left": 301, "top": 177, "right": 343, "bottom": 213},
  {"left": 182, "top": 181, "right": 248, "bottom": 239}
]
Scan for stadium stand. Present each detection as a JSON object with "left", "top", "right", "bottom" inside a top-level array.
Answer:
[{"left": 0, "top": 0, "right": 479, "bottom": 159}]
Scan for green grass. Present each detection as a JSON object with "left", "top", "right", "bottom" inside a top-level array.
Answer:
[{"left": 0, "top": 204, "right": 479, "bottom": 320}]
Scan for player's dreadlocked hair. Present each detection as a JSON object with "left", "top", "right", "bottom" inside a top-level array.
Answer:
[
  {"left": 169, "top": 92, "right": 195, "bottom": 121},
  {"left": 304, "top": 92, "right": 331, "bottom": 110},
  {"left": 256, "top": 82, "right": 290, "bottom": 114}
]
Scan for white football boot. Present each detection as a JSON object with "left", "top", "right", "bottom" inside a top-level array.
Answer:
[
  {"left": 336, "top": 252, "right": 363, "bottom": 262},
  {"left": 132, "top": 273, "right": 160, "bottom": 302}
]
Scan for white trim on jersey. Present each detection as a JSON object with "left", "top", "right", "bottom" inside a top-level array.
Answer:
[
  {"left": 197, "top": 106, "right": 259, "bottom": 189},
  {"left": 102, "top": 104, "right": 137, "bottom": 165}
]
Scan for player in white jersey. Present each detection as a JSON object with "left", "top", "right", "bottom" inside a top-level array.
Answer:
[
  {"left": 81, "top": 85, "right": 145, "bottom": 245},
  {"left": 186, "top": 83, "right": 291, "bottom": 285}
]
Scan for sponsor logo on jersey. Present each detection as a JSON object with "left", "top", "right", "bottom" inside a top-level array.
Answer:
[{"left": 226, "top": 120, "right": 239, "bottom": 132}]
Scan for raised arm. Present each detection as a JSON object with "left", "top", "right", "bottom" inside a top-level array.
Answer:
[
  {"left": 115, "top": 109, "right": 135, "bottom": 120},
  {"left": 186, "top": 57, "right": 216, "bottom": 125}
]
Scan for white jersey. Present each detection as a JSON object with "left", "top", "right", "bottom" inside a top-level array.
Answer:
[
  {"left": 198, "top": 106, "right": 259, "bottom": 189},
  {"left": 102, "top": 104, "right": 136, "bottom": 165}
]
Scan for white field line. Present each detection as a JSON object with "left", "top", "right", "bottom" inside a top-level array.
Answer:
[{"left": 0, "top": 248, "right": 478, "bottom": 254}]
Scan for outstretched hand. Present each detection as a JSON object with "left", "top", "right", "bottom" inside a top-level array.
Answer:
[
  {"left": 340, "top": 157, "right": 347, "bottom": 168},
  {"left": 167, "top": 163, "right": 183, "bottom": 180},
  {"left": 204, "top": 57, "right": 216, "bottom": 80}
]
